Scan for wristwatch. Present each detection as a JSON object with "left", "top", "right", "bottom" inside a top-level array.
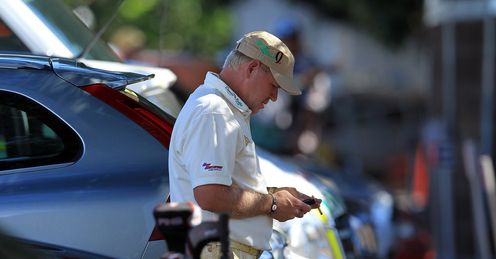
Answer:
[{"left": 269, "top": 193, "right": 277, "bottom": 214}]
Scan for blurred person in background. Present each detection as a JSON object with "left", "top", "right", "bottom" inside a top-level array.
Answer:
[
  {"left": 109, "top": 25, "right": 146, "bottom": 63},
  {"left": 168, "top": 31, "right": 321, "bottom": 259},
  {"left": 252, "top": 18, "right": 334, "bottom": 164}
]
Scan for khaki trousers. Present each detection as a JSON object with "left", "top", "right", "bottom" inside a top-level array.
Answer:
[{"left": 200, "top": 240, "right": 262, "bottom": 259}]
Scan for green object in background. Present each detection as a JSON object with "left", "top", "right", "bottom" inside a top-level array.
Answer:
[{"left": 0, "top": 136, "right": 6, "bottom": 159}]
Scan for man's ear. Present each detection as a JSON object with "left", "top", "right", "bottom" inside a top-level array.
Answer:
[{"left": 247, "top": 59, "right": 259, "bottom": 76}]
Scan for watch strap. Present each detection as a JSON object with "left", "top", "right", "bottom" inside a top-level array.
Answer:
[{"left": 269, "top": 193, "right": 277, "bottom": 214}]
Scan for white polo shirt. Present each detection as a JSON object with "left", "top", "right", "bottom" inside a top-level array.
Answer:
[{"left": 168, "top": 72, "right": 272, "bottom": 250}]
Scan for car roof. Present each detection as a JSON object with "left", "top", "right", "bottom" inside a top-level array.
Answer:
[{"left": 0, "top": 54, "right": 51, "bottom": 69}]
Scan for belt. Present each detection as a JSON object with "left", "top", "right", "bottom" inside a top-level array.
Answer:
[{"left": 230, "top": 240, "right": 263, "bottom": 258}]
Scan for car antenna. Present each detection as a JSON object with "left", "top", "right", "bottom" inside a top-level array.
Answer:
[{"left": 76, "top": 0, "right": 124, "bottom": 60}]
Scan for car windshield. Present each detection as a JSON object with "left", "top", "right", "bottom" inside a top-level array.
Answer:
[{"left": 0, "top": 0, "right": 120, "bottom": 62}]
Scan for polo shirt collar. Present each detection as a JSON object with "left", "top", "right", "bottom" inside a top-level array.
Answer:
[{"left": 204, "top": 72, "right": 252, "bottom": 116}]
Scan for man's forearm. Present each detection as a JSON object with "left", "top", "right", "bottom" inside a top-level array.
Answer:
[
  {"left": 229, "top": 183, "right": 273, "bottom": 218},
  {"left": 194, "top": 183, "right": 272, "bottom": 219}
]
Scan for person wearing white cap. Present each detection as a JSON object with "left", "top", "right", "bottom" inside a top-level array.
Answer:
[{"left": 168, "top": 31, "right": 321, "bottom": 258}]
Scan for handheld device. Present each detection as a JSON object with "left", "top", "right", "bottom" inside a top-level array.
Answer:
[
  {"left": 302, "top": 198, "right": 316, "bottom": 205},
  {"left": 302, "top": 197, "right": 323, "bottom": 215}
]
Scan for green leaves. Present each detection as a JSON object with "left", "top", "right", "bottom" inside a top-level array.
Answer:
[
  {"left": 120, "top": 0, "right": 160, "bottom": 20},
  {"left": 157, "top": 0, "right": 233, "bottom": 57}
]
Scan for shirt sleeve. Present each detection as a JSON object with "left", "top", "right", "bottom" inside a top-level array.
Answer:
[{"left": 182, "top": 112, "right": 238, "bottom": 188}]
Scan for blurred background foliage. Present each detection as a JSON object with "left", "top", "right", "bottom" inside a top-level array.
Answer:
[
  {"left": 64, "top": 0, "right": 235, "bottom": 58},
  {"left": 64, "top": 0, "right": 423, "bottom": 58}
]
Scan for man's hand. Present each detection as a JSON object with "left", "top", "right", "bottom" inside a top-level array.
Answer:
[
  {"left": 270, "top": 189, "right": 311, "bottom": 222},
  {"left": 268, "top": 187, "right": 322, "bottom": 220}
]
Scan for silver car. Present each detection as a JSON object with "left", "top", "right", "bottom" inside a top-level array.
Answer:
[{"left": 0, "top": 54, "right": 172, "bottom": 258}]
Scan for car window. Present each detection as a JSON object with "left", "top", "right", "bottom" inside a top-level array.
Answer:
[
  {"left": 0, "top": 91, "right": 82, "bottom": 171},
  {"left": 23, "top": 0, "right": 120, "bottom": 61},
  {"left": 0, "top": 0, "right": 120, "bottom": 61}
]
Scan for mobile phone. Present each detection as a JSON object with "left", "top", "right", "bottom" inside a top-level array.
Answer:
[{"left": 302, "top": 198, "right": 316, "bottom": 205}]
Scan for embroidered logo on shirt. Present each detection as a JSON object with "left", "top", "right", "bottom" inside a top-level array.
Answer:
[
  {"left": 202, "top": 163, "right": 223, "bottom": 172},
  {"left": 244, "top": 136, "right": 251, "bottom": 146},
  {"left": 223, "top": 85, "right": 244, "bottom": 108}
]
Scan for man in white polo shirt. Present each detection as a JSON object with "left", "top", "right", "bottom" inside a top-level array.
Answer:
[{"left": 168, "top": 31, "right": 321, "bottom": 258}]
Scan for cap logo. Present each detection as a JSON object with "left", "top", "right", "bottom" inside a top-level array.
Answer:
[{"left": 255, "top": 40, "right": 283, "bottom": 64}]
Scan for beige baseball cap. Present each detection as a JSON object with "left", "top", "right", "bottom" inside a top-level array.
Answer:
[{"left": 235, "top": 31, "right": 301, "bottom": 95}]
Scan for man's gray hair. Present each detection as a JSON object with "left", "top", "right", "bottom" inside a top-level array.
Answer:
[
  {"left": 222, "top": 50, "right": 271, "bottom": 73},
  {"left": 222, "top": 50, "right": 253, "bottom": 70}
]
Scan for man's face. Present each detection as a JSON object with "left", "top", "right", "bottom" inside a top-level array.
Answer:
[{"left": 242, "top": 61, "right": 279, "bottom": 114}]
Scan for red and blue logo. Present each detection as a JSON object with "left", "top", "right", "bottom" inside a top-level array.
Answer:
[{"left": 202, "top": 163, "right": 223, "bottom": 172}]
